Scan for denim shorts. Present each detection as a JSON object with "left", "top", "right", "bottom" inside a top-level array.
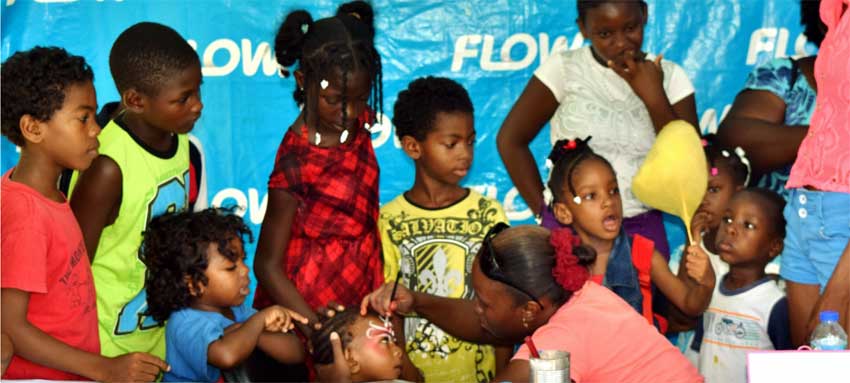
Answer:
[{"left": 780, "top": 188, "right": 850, "bottom": 290}]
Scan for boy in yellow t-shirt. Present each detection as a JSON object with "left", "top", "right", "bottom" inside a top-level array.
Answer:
[{"left": 380, "top": 76, "right": 510, "bottom": 383}]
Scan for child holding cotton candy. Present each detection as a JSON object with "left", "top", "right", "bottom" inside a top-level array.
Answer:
[{"left": 543, "top": 137, "right": 715, "bottom": 331}]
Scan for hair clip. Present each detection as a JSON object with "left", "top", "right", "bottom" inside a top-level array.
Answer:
[
  {"left": 563, "top": 140, "right": 577, "bottom": 150},
  {"left": 572, "top": 195, "right": 582, "bottom": 205},
  {"left": 710, "top": 167, "right": 719, "bottom": 176},
  {"left": 734, "top": 146, "right": 752, "bottom": 186},
  {"left": 320, "top": 79, "right": 329, "bottom": 89},
  {"left": 301, "top": 23, "right": 309, "bottom": 34}
]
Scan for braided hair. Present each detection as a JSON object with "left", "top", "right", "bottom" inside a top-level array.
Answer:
[
  {"left": 702, "top": 134, "right": 750, "bottom": 188},
  {"left": 274, "top": 1, "right": 383, "bottom": 126},
  {"left": 545, "top": 137, "right": 615, "bottom": 205}
]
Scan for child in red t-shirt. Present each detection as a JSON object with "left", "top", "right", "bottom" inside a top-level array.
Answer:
[{"left": 0, "top": 46, "right": 169, "bottom": 382}]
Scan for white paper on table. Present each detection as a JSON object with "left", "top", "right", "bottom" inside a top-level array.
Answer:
[{"left": 748, "top": 350, "right": 850, "bottom": 382}]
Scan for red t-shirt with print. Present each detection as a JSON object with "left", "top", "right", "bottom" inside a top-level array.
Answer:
[{"left": 1, "top": 170, "right": 100, "bottom": 380}]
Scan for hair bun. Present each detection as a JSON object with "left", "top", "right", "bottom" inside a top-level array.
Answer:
[
  {"left": 337, "top": 1, "right": 375, "bottom": 39},
  {"left": 274, "top": 10, "right": 314, "bottom": 76},
  {"left": 548, "top": 136, "right": 592, "bottom": 164}
]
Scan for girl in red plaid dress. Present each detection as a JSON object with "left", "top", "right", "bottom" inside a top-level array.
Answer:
[{"left": 253, "top": 1, "right": 384, "bottom": 338}]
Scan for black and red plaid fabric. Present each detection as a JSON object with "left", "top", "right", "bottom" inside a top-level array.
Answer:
[{"left": 254, "top": 111, "right": 384, "bottom": 310}]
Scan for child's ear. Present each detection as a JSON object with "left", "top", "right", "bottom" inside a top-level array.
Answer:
[
  {"left": 122, "top": 88, "right": 145, "bottom": 114},
  {"left": 344, "top": 348, "right": 360, "bottom": 375},
  {"left": 576, "top": 18, "right": 587, "bottom": 39},
  {"left": 767, "top": 237, "right": 784, "bottom": 260},
  {"left": 400, "top": 136, "right": 422, "bottom": 160},
  {"left": 552, "top": 202, "right": 573, "bottom": 226},
  {"left": 184, "top": 275, "right": 203, "bottom": 297},
  {"left": 19, "top": 114, "right": 45, "bottom": 144}
]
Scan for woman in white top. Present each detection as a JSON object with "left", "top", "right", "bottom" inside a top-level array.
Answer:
[{"left": 497, "top": 0, "right": 698, "bottom": 256}]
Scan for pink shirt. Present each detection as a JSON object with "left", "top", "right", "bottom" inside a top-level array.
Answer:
[
  {"left": 1, "top": 170, "right": 100, "bottom": 380},
  {"left": 787, "top": 0, "right": 850, "bottom": 192},
  {"left": 513, "top": 282, "right": 703, "bottom": 383}
]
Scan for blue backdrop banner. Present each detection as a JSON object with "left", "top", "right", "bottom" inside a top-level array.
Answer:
[{"left": 1, "top": 0, "right": 811, "bottom": 292}]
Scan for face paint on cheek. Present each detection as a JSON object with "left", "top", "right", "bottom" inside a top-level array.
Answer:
[{"left": 365, "top": 316, "right": 396, "bottom": 343}]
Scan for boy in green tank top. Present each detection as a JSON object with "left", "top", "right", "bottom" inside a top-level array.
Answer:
[{"left": 69, "top": 22, "right": 204, "bottom": 360}]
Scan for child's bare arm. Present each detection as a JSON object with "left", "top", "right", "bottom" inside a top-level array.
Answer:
[
  {"left": 69, "top": 156, "right": 122, "bottom": 261},
  {"left": 210, "top": 305, "right": 307, "bottom": 369},
  {"left": 651, "top": 248, "right": 715, "bottom": 317},
  {"left": 256, "top": 332, "right": 304, "bottom": 364},
  {"left": 254, "top": 189, "right": 317, "bottom": 332},
  {"left": 1, "top": 288, "right": 168, "bottom": 382}
]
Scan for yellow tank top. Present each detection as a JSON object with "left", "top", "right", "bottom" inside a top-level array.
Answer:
[{"left": 70, "top": 119, "right": 189, "bottom": 359}]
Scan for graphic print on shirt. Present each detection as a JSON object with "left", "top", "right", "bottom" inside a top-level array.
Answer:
[
  {"left": 703, "top": 308, "right": 763, "bottom": 350},
  {"left": 381, "top": 197, "right": 503, "bottom": 381},
  {"left": 114, "top": 171, "right": 189, "bottom": 335}
]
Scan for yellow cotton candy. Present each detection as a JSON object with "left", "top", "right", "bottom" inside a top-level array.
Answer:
[{"left": 632, "top": 120, "right": 708, "bottom": 245}]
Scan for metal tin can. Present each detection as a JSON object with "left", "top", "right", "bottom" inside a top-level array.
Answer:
[{"left": 529, "top": 350, "right": 570, "bottom": 383}]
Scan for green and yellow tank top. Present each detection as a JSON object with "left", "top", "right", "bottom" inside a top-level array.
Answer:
[{"left": 70, "top": 119, "right": 189, "bottom": 359}]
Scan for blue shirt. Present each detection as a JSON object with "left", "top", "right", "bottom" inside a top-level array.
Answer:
[
  {"left": 163, "top": 304, "right": 256, "bottom": 382},
  {"left": 743, "top": 57, "right": 817, "bottom": 201}
]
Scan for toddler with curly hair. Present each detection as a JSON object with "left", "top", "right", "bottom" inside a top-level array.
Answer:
[{"left": 142, "top": 208, "right": 306, "bottom": 382}]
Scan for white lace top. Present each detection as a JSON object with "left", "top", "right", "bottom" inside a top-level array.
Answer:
[{"left": 535, "top": 46, "right": 695, "bottom": 217}]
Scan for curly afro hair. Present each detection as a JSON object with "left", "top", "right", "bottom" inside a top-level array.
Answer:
[
  {"left": 109, "top": 22, "right": 199, "bottom": 96},
  {"left": 142, "top": 208, "right": 253, "bottom": 322},
  {"left": 392, "top": 76, "right": 473, "bottom": 141},
  {"left": 1, "top": 46, "right": 94, "bottom": 147}
]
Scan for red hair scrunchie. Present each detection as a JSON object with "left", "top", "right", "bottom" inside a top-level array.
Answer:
[{"left": 550, "top": 228, "right": 588, "bottom": 292}]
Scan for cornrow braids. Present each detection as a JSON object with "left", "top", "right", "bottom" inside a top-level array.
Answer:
[
  {"left": 546, "top": 137, "right": 614, "bottom": 205},
  {"left": 274, "top": 1, "right": 383, "bottom": 127}
]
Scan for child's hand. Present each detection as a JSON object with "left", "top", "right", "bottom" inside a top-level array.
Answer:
[
  {"left": 100, "top": 352, "right": 170, "bottom": 383},
  {"left": 315, "top": 332, "right": 352, "bottom": 383},
  {"left": 261, "top": 305, "right": 309, "bottom": 333},
  {"left": 361, "top": 282, "right": 415, "bottom": 317},
  {"left": 690, "top": 211, "right": 712, "bottom": 244},
  {"left": 685, "top": 244, "right": 714, "bottom": 288},
  {"left": 314, "top": 302, "right": 346, "bottom": 331},
  {"left": 608, "top": 50, "right": 666, "bottom": 105}
]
